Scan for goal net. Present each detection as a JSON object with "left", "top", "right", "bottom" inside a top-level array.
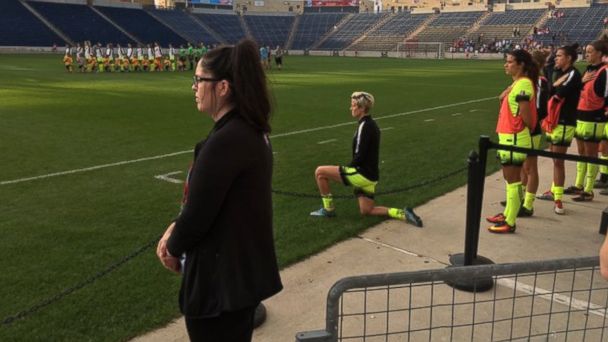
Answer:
[{"left": 396, "top": 42, "right": 444, "bottom": 59}]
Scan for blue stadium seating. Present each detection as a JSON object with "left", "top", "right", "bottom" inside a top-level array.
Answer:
[
  {"left": 291, "top": 13, "right": 347, "bottom": 50},
  {"left": 429, "top": 11, "right": 484, "bottom": 27},
  {"left": 351, "top": 12, "right": 431, "bottom": 51},
  {"left": 482, "top": 9, "right": 545, "bottom": 25},
  {"left": 537, "top": 6, "right": 608, "bottom": 46},
  {"left": 95, "top": 6, "right": 186, "bottom": 46},
  {"left": 319, "top": 13, "right": 389, "bottom": 50},
  {"left": 147, "top": 9, "right": 219, "bottom": 45},
  {"left": 194, "top": 13, "right": 245, "bottom": 44},
  {"left": 244, "top": 15, "right": 294, "bottom": 48},
  {"left": 0, "top": 0, "right": 64, "bottom": 46},
  {"left": 27, "top": 1, "right": 133, "bottom": 45}
]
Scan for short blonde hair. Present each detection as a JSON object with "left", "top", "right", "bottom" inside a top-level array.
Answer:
[{"left": 351, "top": 91, "right": 374, "bottom": 113}]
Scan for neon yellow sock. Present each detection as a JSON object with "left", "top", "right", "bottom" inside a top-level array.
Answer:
[
  {"left": 600, "top": 155, "right": 608, "bottom": 175},
  {"left": 503, "top": 182, "right": 521, "bottom": 226},
  {"left": 523, "top": 191, "right": 535, "bottom": 210},
  {"left": 388, "top": 208, "right": 404, "bottom": 220},
  {"left": 322, "top": 194, "right": 334, "bottom": 211},
  {"left": 575, "top": 162, "right": 586, "bottom": 189},
  {"left": 554, "top": 185, "right": 564, "bottom": 201},
  {"left": 585, "top": 162, "right": 599, "bottom": 193}
]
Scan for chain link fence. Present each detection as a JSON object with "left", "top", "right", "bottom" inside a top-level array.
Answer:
[{"left": 296, "top": 256, "right": 607, "bottom": 341}]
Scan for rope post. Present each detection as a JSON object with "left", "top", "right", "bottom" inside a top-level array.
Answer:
[
  {"left": 446, "top": 137, "right": 494, "bottom": 292},
  {"left": 599, "top": 207, "right": 608, "bottom": 235}
]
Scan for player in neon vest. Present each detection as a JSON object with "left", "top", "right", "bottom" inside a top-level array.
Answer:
[
  {"left": 537, "top": 44, "right": 583, "bottom": 214},
  {"left": 487, "top": 50, "right": 538, "bottom": 233},
  {"left": 564, "top": 39, "right": 608, "bottom": 201}
]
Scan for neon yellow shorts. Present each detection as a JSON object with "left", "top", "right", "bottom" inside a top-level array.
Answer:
[
  {"left": 575, "top": 120, "right": 605, "bottom": 142},
  {"left": 546, "top": 124, "right": 575, "bottom": 147},
  {"left": 497, "top": 130, "right": 531, "bottom": 166},
  {"left": 531, "top": 134, "right": 542, "bottom": 150},
  {"left": 339, "top": 166, "right": 377, "bottom": 199}
]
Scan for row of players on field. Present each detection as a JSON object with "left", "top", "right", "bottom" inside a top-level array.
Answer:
[
  {"left": 487, "top": 37, "right": 608, "bottom": 234},
  {"left": 62, "top": 41, "right": 285, "bottom": 72}
]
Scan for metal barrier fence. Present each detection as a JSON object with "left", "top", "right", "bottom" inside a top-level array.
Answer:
[{"left": 296, "top": 256, "right": 607, "bottom": 341}]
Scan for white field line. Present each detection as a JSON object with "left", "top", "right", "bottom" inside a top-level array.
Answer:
[
  {"left": 380, "top": 127, "right": 394, "bottom": 131},
  {"left": 452, "top": 113, "right": 462, "bottom": 116},
  {"left": 154, "top": 171, "right": 184, "bottom": 184},
  {"left": 469, "top": 109, "right": 480, "bottom": 112},
  {"left": 497, "top": 278, "right": 607, "bottom": 318},
  {"left": 317, "top": 139, "right": 337, "bottom": 145},
  {"left": 1, "top": 96, "right": 495, "bottom": 186},
  {"left": 0, "top": 151, "right": 190, "bottom": 185},
  {"left": 360, "top": 236, "right": 607, "bottom": 318},
  {"left": 359, "top": 236, "right": 424, "bottom": 258},
  {"left": 424, "top": 119, "right": 435, "bottom": 122}
]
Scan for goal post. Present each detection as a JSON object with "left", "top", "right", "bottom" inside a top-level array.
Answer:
[{"left": 396, "top": 42, "right": 444, "bottom": 59}]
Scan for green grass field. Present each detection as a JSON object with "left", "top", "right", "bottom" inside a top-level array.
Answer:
[{"left": 1, "top": 54, "right": 508, "bottom": 341}]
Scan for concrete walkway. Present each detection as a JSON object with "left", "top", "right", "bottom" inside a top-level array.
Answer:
[{"left": 132, "top": 146, "right": 607, "bottom": 342}]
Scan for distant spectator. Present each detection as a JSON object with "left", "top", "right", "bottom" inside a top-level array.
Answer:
[{"left": 259, "top": 45, "right": 268, "bottom": 70}]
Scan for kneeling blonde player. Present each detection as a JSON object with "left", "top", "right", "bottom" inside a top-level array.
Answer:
[{"left": 310, "top": 91, "right": 423, "bottom": 227}]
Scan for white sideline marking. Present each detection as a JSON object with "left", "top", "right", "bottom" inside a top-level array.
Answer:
[
  {"left": 469, "top": 109, "right": 480, "bottom": 112},
  {"left": 154, "top": 171, "right": 183, "bottom": 184},
  {"left": 1, "top": 96, "right": 495, "bottom": 186},
  {"left": 452, "top": 113, "right": 462, "bottom": 116},
  {"left": 380, "top": 127, "right": 394, "bottom": 131},
  {"left": 359, "top": 237, "right": 423, "bottom": 258},
  {"left": 497, "top": 278, "right": 607, "bottom": 318},
  {"left": 317, "top": 139, "right": 337, "bottom": 144},
  {"left": 424, "top": 119, "right": 435, "bottom": 122},
  {"left": 0, "top": 151, "right": 190, "bottom": 185}
]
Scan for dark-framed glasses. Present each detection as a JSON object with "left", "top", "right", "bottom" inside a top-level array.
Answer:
[{"left": 193, "top": 75, "right": 219, "bottom": 87}]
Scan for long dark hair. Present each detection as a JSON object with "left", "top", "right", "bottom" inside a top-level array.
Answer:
[
  {"left": 508, "top": 49, "right": 539, "bottom": 87},
  {"left": 590, "top": 35, "right": 608, "bottom": 56},
  {"left": 558, "top": 43, "right": 579, "bottom": 64},
  {"left": 201, "top": 39, "right": 272, "bottom": 133}
]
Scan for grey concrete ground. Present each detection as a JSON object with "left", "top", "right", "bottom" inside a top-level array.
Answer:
[{"left": 132, "top": 146, "right": 607, "bottom": 342}]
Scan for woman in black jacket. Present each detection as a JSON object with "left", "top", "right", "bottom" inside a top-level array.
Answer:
[{"left": 156, "top": 39, "right": 282, "bottom": 342}]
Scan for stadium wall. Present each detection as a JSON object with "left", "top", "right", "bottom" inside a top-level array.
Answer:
[
  {"left": 26, "top": 0, "right": 143, "bottom": 8},
  {"left": 93, "top": 0, "right": 143, "bottom": 9},
  {"left": 234, "top": 0, "right": 304, "bottom": 14},
  {"left": 26, "top": 0, "right": 87, "bottom": 5}
]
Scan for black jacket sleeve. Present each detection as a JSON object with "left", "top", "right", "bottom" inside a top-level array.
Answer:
[
  {"left": 167, "top": 133, "right": 243, "bottom": 256},
  {"left": 351, "top": 121, "right": 371, "bottom": 167},
  {"left": 555, "top": 69, "right": 580, "bottom": 99}
]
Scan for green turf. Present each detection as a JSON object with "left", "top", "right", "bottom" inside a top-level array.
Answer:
[{"left": 1, "top": 54, "right": 510, "bottom": 340}]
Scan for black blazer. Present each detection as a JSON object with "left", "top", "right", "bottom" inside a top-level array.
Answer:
[{"left": 167, "top": 110, "right": 283, "bottom": 318}]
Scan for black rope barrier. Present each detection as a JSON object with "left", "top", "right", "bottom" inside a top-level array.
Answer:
[
  {"left": 449, "top": 135, "right": 608, "bottom": 293},
  {"left": 271, "top": 166, "right": 468, "bottom": 199},
  {"left": 2, "top": 165, "right": 469, "bottom": 326},
  {"left": 1, "top": 236, "right": 160, "bottom": 326}
]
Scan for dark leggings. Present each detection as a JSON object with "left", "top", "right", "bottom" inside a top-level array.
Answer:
[{"left": 185, "top": 304, "right": 257, "bottom": 342}]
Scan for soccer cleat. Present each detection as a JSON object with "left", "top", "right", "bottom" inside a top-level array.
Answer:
[
  {"left": 486, "top": 213, "right": 506, "bottom": 224},
  {"left": 310, "top": 207, "right": 336, "bottom": 218},
  {"left": 563, "top": 185, "right": 583, "bottom": 195},
  {"left": 537, "top": 190, "right": 554, "bottom": 201},
  {"left": 488, "top": 222, "right": 516, "bottom": 234},
  {"left": 404, "top": 207, "right": 423, "bottom": 227},
  {"left": 518, "top": 206, "right": 534, "bottom": 217},
  {"left": 572, "top": 192, "right": 594, "bottom": 202},
  {"left": 554, "top": 200, "right": 565, "bottom": 215}
]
